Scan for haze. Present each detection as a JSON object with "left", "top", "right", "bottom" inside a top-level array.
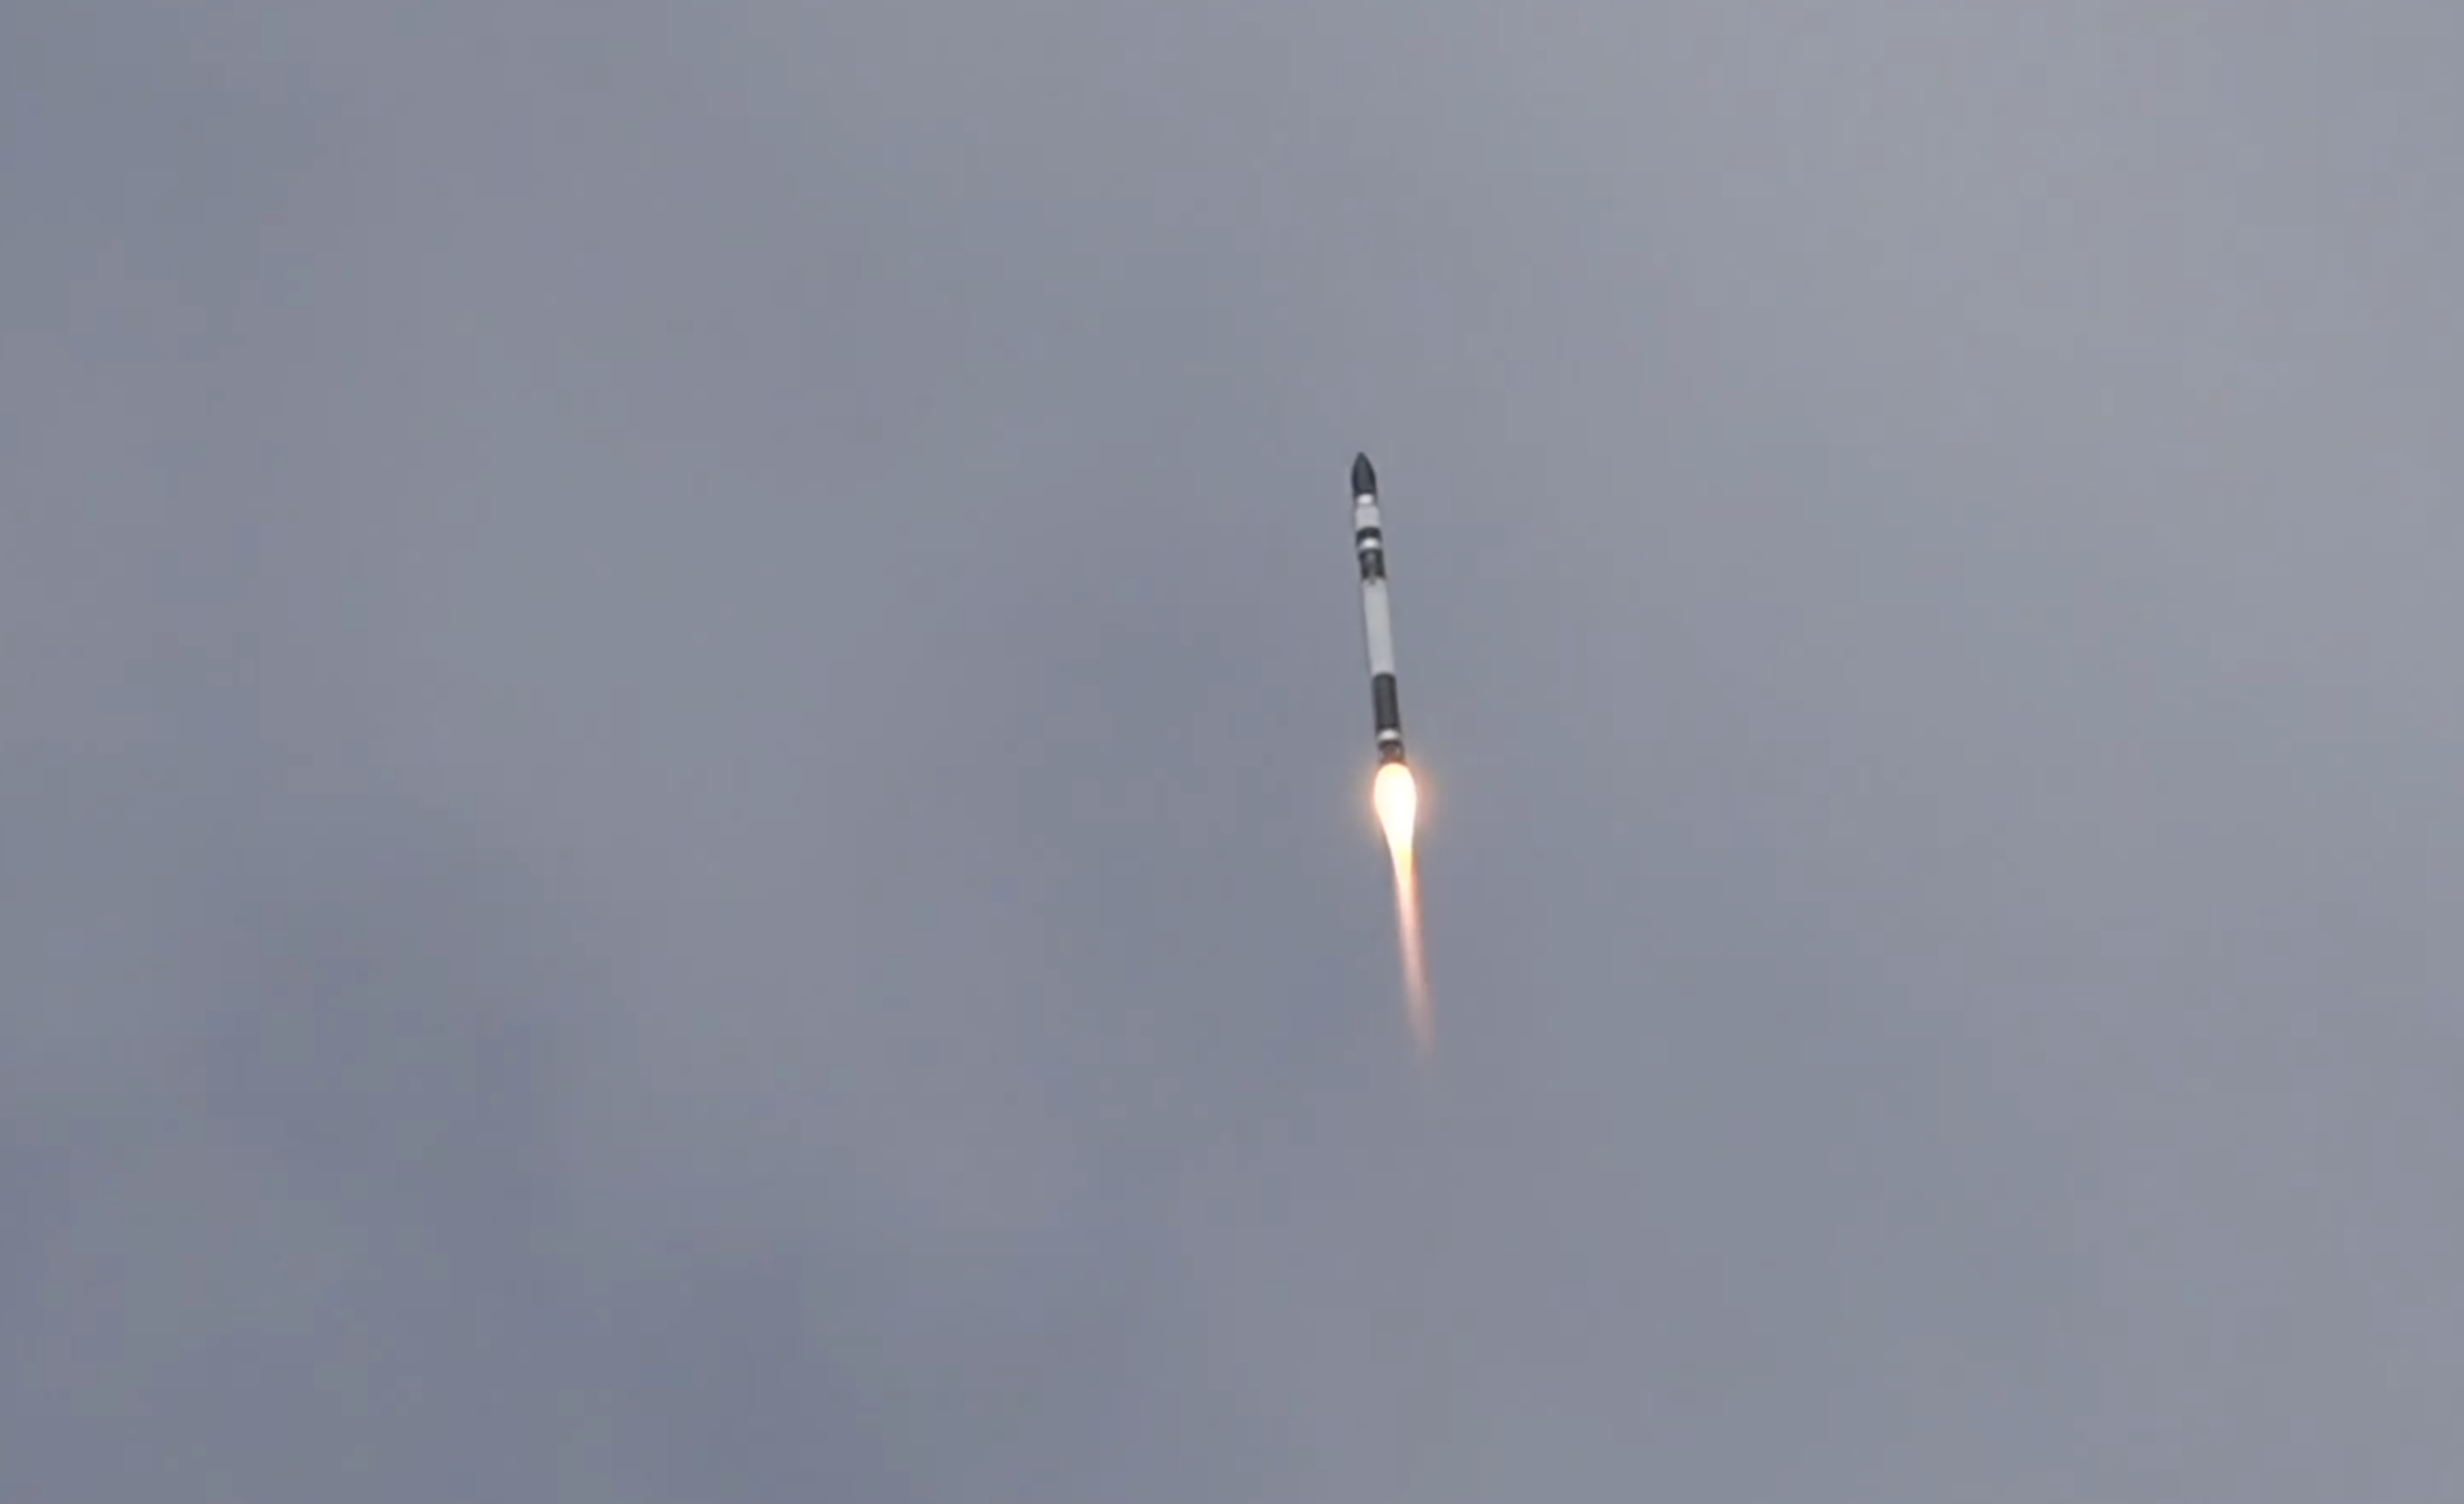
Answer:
[{"left": 6, "top": 3, "right": 2463, "bottom": 1498}]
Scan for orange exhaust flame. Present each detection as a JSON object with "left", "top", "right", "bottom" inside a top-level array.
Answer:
[{"left": 1373, "top": 763, "right": 1432, "bottom": 1059}]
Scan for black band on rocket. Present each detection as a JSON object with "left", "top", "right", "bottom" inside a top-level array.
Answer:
[{"left": 1370, "top": 673, "right": 1402, "bottom": 735}]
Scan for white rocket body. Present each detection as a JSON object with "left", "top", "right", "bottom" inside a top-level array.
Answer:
[{"left": 1350, "top": 453, "right": 1406, "bottom": 767}]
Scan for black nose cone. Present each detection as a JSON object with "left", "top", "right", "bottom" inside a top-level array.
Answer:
[{"left": 1352, "top": 452, "right": 1377, "bottom": 497}]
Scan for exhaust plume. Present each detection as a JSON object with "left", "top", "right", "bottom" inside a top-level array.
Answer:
[{"left": 1373, "top": 763, "right": 1432, "bottom": 1058}]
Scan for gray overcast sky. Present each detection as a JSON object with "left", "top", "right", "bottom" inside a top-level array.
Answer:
[{"left": 6, "top": 3, "right": 2464, "bottom": 1499}]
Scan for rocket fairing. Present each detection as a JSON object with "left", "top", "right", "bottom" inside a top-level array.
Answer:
[{"left": 1350, "top": 452, "right": 1408, "bottom": 767}]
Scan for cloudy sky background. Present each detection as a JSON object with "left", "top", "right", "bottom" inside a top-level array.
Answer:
[{"left": 7, "top": 3, "right": 2464, "bottom": 1498}]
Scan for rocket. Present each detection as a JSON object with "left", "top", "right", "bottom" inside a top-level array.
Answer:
[
  {"left": 1351, "top": 452, "right": 1408, "bottom": 767},
  {"left": 1351, "top": 451, "right": 1433, "bottom": 1053}
]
